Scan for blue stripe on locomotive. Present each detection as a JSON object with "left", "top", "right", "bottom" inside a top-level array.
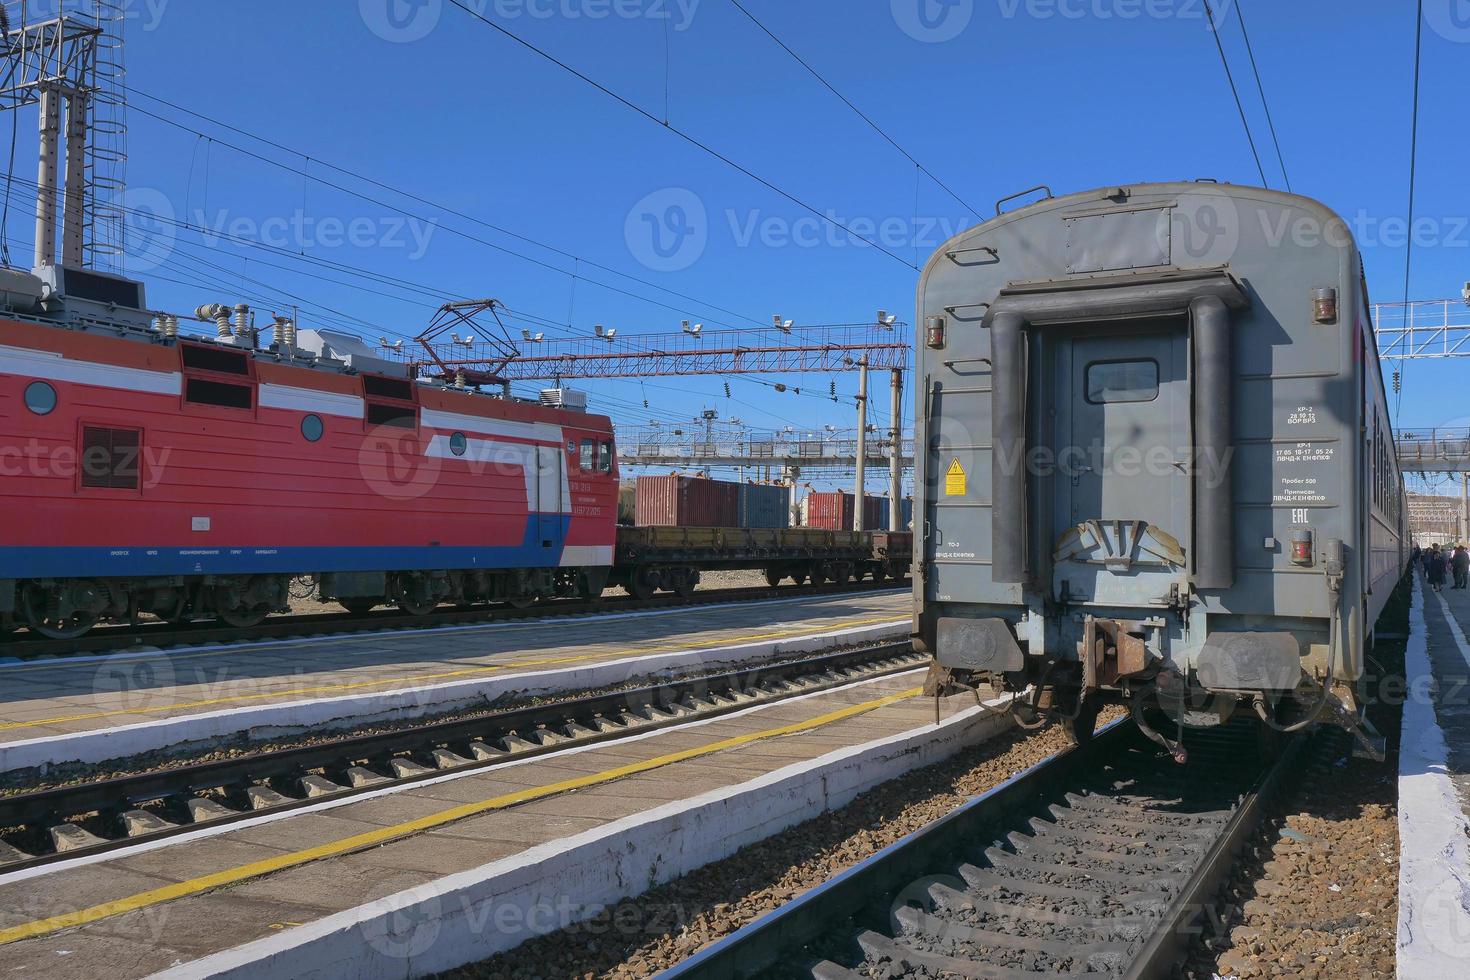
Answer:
[{"left": 0, "top": 515, "right": 574, "bottom": 579}]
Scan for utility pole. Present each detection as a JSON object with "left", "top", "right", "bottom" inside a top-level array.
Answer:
[
  {"left": 34, "top": 86, "right": 60, "bottom": 268},
  {"left": 889, "top": 368, "right": 903, "bottom": 531},
  {"left": 854, "top": 355, "right": 869, "bottom": 531},
  {"left": 1462, "top": 472, "right": 1467, "bottom": 542},
  {"left": 61, "top": 91, "right": 88, "bottom": 266}
]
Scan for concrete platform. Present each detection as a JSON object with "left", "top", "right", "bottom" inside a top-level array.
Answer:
[
  {"left": 0, "top": 590, "right": 909, "bottom": 773},
  {"left": 0, "top": 667, "right": 1018, "bottom": 979},
  {"left": 1397, "top": 572, "right": 1470, "bottom": 977}
]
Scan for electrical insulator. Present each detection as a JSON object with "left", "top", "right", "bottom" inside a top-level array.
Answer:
[
  {"left": 829, "top": 381, "right": 836, "bottom": 399},
  {"left": 724, "top": 382, "right": 731, "bottom": 398},
  {"left": 1393, "top": 371, "right": 1402, "bottom": 394}
]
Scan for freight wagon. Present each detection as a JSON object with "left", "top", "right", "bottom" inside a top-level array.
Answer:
[{"left": 612, "top": 525, "right": 911, "bottom": 597}]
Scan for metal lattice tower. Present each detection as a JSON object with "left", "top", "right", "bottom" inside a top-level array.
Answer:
[
  {"left": 1374, "top": 298, "right": 1470, "bottom": 360},
  {"left": 83, "top": 0, "right": 125, "bottom": 271},
  {"left": 387, "top": 320, "right": 913, "bottom": 383},
  {"left": 0, "top": 0, "right": 124, "bottom": 271}
]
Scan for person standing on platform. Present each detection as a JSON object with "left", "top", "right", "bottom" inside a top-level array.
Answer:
[
  {"left": 1454, "top": 544, "right": 1469, "bottom": 590},
  {"left": 1428, "top": 544, "right": 1447, "bottom": 592}
]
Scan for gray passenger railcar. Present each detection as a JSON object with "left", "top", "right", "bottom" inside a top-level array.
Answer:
[{"left": 914, "top": 182, "right": 1407, "bottom": 760}]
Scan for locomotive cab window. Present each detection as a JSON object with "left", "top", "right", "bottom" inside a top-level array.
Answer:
[
  {"left": 600, "top": 440, "right": 614, "bottom": 473},
  {"left": 80, "top": 426, "right": 141, "bottom": 490},
  {"left": 1085, "top": 359, "right": 1159, "bottom": 404},
  {"left": 580, "top": 438, "right": 596, "bottom": 471}
]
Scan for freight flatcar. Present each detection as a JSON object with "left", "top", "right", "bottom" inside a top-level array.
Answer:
[
  {"left": 914, "top": 182, "right": 1407, "bottom": 760},
  {"left": 0, "top": 267, "right": 618, "bottom": 638},
  {"left": 613, "top": 525, "right": 911, "bottom": 597}
]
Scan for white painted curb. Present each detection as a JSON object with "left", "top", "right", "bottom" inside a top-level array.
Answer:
[
  {"left": 149, "top": 695, "right": 1016, "bottom": 980},
  {"left": 0, "top": 620, "right": 907, "bottom": 775},
  {"left": 1396, "top": 576, "right": 1470, "bottom": 977}
]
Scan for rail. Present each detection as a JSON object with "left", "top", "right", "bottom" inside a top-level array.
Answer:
[{"left": 659, "top": 721, "right": 1307, "bottom": 980}]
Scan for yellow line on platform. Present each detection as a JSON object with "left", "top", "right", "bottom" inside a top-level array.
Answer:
[
  {"left": 0, "top": 682, "right": 924, "bottom": 946},
  {"left": 0, "top": 614, "right": 905, "bottom": 734}
]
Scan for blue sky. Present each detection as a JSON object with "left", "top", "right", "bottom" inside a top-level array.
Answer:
[{"left": 4, "top": 0, "right": 1467, "bottom": 488}]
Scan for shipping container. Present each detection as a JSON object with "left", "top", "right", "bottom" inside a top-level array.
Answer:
[
  {"left": 634, "top": 474, "right": 739, "bottom": 527},
  {"left": 617, "top": 482, "right": 637, "bottom": 525},
  {"left": 875, "top": 497, "right": 914, "bottom": 531},
  {"left": 738, "top": 483, "right": 790, "bottom": 529},
  {"left": 804, "top": 491, "right": 886, "bottom": 531}
]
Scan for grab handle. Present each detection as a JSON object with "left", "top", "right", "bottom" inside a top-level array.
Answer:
[{"left": 994, "top": 184, "right": 1054, "bottom": 216}]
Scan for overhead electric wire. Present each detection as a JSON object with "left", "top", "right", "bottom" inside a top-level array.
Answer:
[
  {"left": 124, "top": 95, "right": 764, "bottom": 329},
  {"left": 128, "top": 86, "right": 760, "bottom": 324},
  {"left": 1230, "top": 0, "right": 1290, "bottom": 192},
  {"left": 1399, "top": 0, "right": 1425, "bottom": 416},
  {"left": 444, "top": 0, "right": 919, "bottom": 270},
  {"left": 1203, "top": 0, "right": 1269, "bottom": 187},
  {"left": 726, "top": 0, "right": 980, "bottom": 221}
]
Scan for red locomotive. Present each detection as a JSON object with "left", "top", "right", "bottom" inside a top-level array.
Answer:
[{"left": 0, "top": 266, "right": 618, "bottom": 638}]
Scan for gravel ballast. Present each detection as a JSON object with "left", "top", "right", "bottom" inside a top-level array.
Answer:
[
  {"left": 1182, "top": 581, "right": 1408, "bottom": 980},
  {"left": 443, "top": 709, "right": 1125, "bottom": 980}
]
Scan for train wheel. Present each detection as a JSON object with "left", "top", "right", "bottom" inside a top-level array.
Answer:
[
  {"left": 506, "top": 596, "right": 537, "bottom": 610},
  {"left": 216, "top": 605, "right": 271, "bottom": 629},
  {"left": 765, "top": 568, "right": 784, "bottom": 589},
  {"left": 832, "top": 564, "right": 852, "bottom": 587},
  {"left": 628, "top": 570, "right": 659, "bottom": 601},
  {"left": 397, "top": 595, "right": 438, "bottom": 617},
  {"left": 1063, "top": 692, "right": 1102, "bottom": 747},
  {"left": 21, "top": 583, "right": 100, "bottom": 640},
  {"left": 212, "top": 581, "right": 275, "bottom": 629},
  {"left": 340, "top": 599, "right": 379, "bottom": 616},
  {"left": 790, "top": 572, "right": 808, "bottom": 587},
  {"left": 672, "top": 570, "right": 699, "bottom": 598}
]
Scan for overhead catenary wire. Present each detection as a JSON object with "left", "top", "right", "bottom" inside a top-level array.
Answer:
[
  {"left": 1231, "top": 0, "right": 1291, "bottom": 193},
  {"left": 124, "top": 91, "right": 767, "bottom": 329},
  {"left": 726, "top": 0, "right": 981, "bottom": 221},
  {"left": 444, "top": 0, "right": 919, "bottom": 270},
  {"left": 1398, "top": 0, "right": 1426, "bottom": 416},
  {"left": 1203, "top": 0, "right": 1269, "bottom": 188}
]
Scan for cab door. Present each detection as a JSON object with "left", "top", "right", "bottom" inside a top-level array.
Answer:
[{"left": 535, "top": 443, "right": 564, "bottom": 552}]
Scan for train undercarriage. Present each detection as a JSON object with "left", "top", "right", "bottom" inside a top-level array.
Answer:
[
  {"left": 923, "top": 606, "right": 1388, "bottom": 764},
  {"left": 0, "top": 566, "right": 611, "bottom": 639}
]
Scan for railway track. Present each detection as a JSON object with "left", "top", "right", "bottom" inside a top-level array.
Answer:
[
  {"left": 0, "top": 642, "right": 924, "bottom": 873},
  {"left": 0, "top": 578, "right": 910, "bottom": 662},
  {"left": 662, "top": 720, "right": 1307, "bottom": 979}
]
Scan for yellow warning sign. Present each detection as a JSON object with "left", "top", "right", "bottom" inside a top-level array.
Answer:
[{"left": 945, "top": 458, "right": 967, "bottom": 496}]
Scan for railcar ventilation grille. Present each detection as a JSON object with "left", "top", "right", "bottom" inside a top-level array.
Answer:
[
  {"left": 185, "top": 378, "right": 254, "bottom": 410},
  {"left": 181, "top": 344, "right": 251, "bottom": 376},
  {"left": 366, "top": 403, "right": 417, "bottom": 428},
  {"left": 363, "top": 375, "right": 415, "bottom": 401}
]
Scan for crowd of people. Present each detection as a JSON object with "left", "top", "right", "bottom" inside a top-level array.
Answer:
[{"left": 1412, "top": 541, "right": 1470, "bottom": 592}]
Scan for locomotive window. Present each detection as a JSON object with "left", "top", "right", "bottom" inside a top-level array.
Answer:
[
  {"left": 1085, "top": 360, "right": 1158, "bottom": 404},
  {"left": 580, "top": 438, "right": 596, "bottom": 470},
  {"left": 80, "top": 426, "right": 141, "bottom": 490},
  {"left": 601, "top": 440, "right": 614, "bottom": 473},
  {"left": 24, "top": 381, "right": 57, "bottom": 415},
  {"left": 366, "top": 403, "right": 416, "bottom": 428},
  {"left": 301, "top": 414, "right": 324, "bottom": 442},
  {"left": 181, "top": 344, "right": 251, "bottom": 376},
  {"left": 450, "top": 432, "right": 467, "bottom": 456},
  {"left": 186, "top": 378, "right": 254, "bottom": 410}
]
